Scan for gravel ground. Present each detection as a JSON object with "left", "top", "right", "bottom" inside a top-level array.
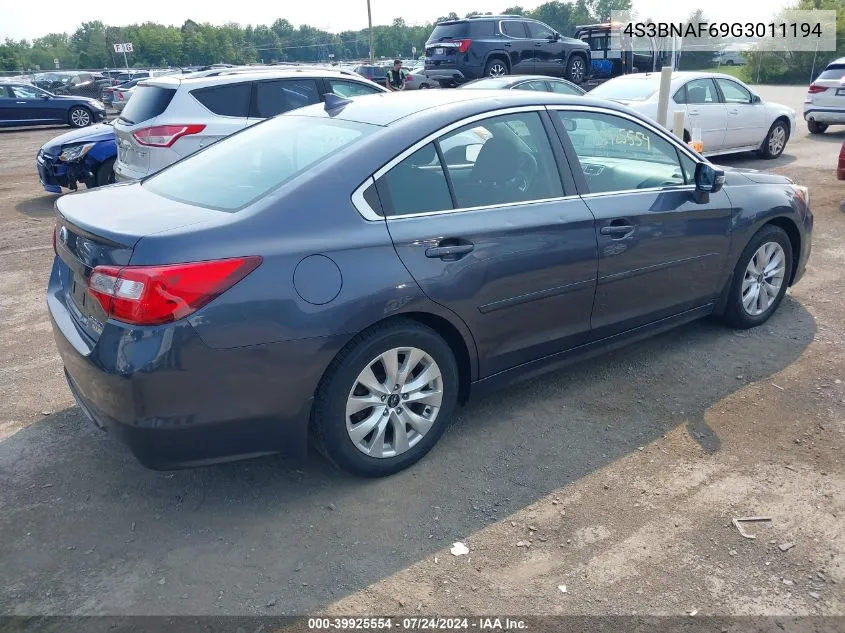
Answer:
[{"left": 0, "top": 86, "right": 842, "bottom": 617}]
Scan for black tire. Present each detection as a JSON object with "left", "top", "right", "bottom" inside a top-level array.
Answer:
[
  {"left": 484, "top": 58, "right": 509, "bottom": 78},
  {"left": 419, "top": 83, "right": 430, "bottom": 89},
  {"left": 68, "top": 106, "right": 92, "bottom": 128},
  {"left": 721, "top": 225, "right": 793, "bottom": 329},
  {"left": 564, "top": 54, "right": 587, "bottom": 84},
  {"left": 89, "top": 157, "right": 116, "bottom": 189},
  {"left": 312, "top": 319, "right": 459, "bottom": 477},
  {"left": 807, "top": 119, "right": 828, "bottom": 134},
  {"left": 758, "top": 119, "right": 789, "bottom": 159}
]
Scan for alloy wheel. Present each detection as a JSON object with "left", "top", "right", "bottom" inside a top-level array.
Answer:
[
  {"left": 488, "top": 63, "right": 507, "bottom": 77},
  {"left": 768, "top": 125, "right": 787, "bottom": 156},
  {"left": 742, "top": 242, "right": 786, "bottom": 316},
  {"left": 569, "top": 58, "right": 585, "bottom": 83},
  {"left": 70, "top": 108, "right": 90, "bottom": 127},
  {"left": 345, "top": 347, "right": 443, "bottom": 459}
]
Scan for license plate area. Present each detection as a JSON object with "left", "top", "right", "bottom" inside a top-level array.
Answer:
[
  {"left": 836, "top": 88, "right": 845, "bottom": 96},
  {"left": 436, "top": 47, "right": 444, "bottom": 55}
]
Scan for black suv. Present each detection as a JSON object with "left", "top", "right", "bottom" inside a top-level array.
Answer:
[{"left": 425, "top": 15, "right": 590, "bottom": 87}]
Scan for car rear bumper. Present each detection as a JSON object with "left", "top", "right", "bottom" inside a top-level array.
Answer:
[
  {"left": 803, "top": 107, "right": 845, "bottom": 124},
  {"left": 424, "top": 65, "right": 479, "bottom": 85},
  {"left": 48, "top": 258, "right": 337, "bottom": 470}
]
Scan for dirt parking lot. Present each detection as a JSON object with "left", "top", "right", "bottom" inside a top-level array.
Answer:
[{"left": 0, "top": 85, "right": 843, "bottom": 619}]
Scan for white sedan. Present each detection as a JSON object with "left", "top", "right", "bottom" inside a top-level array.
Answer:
[{"left": 589, "top": 71, "right": 796, "bottom": 159}]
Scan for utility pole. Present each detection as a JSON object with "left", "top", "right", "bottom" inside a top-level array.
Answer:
[{"left": 367, "top": 0, "right": 374, "bottom": 63}]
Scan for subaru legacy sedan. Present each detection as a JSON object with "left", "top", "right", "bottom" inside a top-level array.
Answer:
[{"left": 48, "top": 90, "right": 812, "bottom": 477}]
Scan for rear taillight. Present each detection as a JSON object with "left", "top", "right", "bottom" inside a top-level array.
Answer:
[
  {"left": 808, "top": 84, "right": 828, "bottom": 94},
  {"left": 132, "top": 124, "right": 206, "bottom": 148},
  {"left": 457, "top": 39, "right": 472, "bottom": 54},
  {"left": 117, "top": 92, "right": 124, "bottom": 101},
  {"left": 406, "top": 74, "right": 414, "bottom": 81},
  {"left": 87, "top": 257, "right": 261, "bottom": 326}
]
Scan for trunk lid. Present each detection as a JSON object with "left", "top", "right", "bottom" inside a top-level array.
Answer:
[{"left": 54, "top": 183, "right": 223, "bottom": 339}]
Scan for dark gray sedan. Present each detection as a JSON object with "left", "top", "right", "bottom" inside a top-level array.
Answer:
[{"left": 48, "top": 90, "right": 812, "bottom": 477}]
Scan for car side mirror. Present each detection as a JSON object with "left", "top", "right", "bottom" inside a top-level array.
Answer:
[
  {"left": 751, "top": 94, "right": 761, "bottom": 104},
  {"left": 41, "top": 94, "right": 50, "bottom": 100},
  {"left": 695, "top": 163, "right": 725, "bottom": 197}
]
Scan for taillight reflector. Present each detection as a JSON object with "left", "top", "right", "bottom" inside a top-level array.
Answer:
[
  {"left": 132, "top": 124, "right": 206, "bottom": 148},
  {"left": 87, "top": 257, "right": 261, "bottom": 326},
  {"left": 457, "top": 39, "right": 473, "bottom": 53}
]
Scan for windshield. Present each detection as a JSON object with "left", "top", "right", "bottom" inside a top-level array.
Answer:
[
  {"left": 143, "top": 115, "right": 378, "bottom": 211},
  {"left": 119, "top": 85, "right": 176, "bottom": 125},
  {"left": 590, "top": 78, "right": 659, "bottom": 101}
]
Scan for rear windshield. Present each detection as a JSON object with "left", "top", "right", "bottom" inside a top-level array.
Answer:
[
  {"left": 460, "top": 78, "right": 514, "bottom": 89},
  {"left": 118, "top": 85, "right": 176, "bottom": 124},
  {"left": 429, "top": 22, "right": 470, "bottom": 41},
  {"left": 590, "top": 79, "right": 659, "bottom": 101},
  {"left": 143, "top": 115, "right": 378, "bottom": 211},
  {"left": 818, "top": 64, "right": 845, "bottom": 80}
]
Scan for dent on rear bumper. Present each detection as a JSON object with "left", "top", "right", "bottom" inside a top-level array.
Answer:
[{"left": 48, "top": 260, "right": 342, "bottom": 469}]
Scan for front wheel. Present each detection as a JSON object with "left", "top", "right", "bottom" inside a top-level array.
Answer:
[
  {"left": 90, "top": 157, "right": 116, "bottom": 188},
  {"left": 68, "top": 106, "right": 92, "bottom": 128},
  {"left": 565, "top": 55, "right": 587, "bottom": 84},
  {"left": 807, "top": 119, "right": 828, "bottom": 134},
  {"left": 721, "top": 225, "right": 793, "bottom": 329},
  {"left": 758, "top": 120, "right": 789, "bottom": 159},
  {"left": 312, "top": 320, "right": 459, "bottom": 477},
  {"left": 484, "top": 58, "right": 508, "bottom": 78}
]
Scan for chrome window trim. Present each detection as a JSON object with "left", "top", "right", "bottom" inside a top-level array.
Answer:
[
  {"left": 350, "top": 103, "right": 706, "bottom": 222},
  {"left": 385, "top": 195, "right": 582, "bottom": 221},
  {"left": 352, "top": 177, "right": 381, "bottom": 222}
]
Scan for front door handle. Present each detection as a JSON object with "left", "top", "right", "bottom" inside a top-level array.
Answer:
[
  {"left": 600, "top": 220, "right": 635, "bottom": 239},
  {"left": 728, "top": 108, "right": 740, "bottom": 115},
  {"left": 425, "top": 243, "right": 474, "bottom": 260},
  {"left": 688, "top": 108, "right": 700, "bottom": 115},
  {"left": 504, "top": 43, "right": 512, "bottom": 47}
]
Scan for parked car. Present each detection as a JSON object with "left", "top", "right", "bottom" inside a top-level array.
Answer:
[
  {"left": 111, "top": 78, "right": 147, "bottom": 113},
  {"left": 0, "top": 82, "right": 106, "bottom": 128},
  {"left": 838, "top": 139, "right": 845, "bottom": 180},
  {"left": 31, "top": 71, "right": 106, "bottom": 98},
  {"left": 403, "top": 66, "right": 437, "bottom": 90},
  {"left": 49, "top": 90, "right": 812, "bottom": 476},
  {"left": 590, "top": 72, "right": 796, "bottom": 158},
  {"left": 353, "top": 64, "right": 389, "bottom": 87},
  {"left": 424, "top": 15, "right": 591, "bottom": 86},
  {"left": 803, "top": 57, "right": 845, "bottom": 134},
  {"left": 36, "top": 122, "right": 116, "bottom": 193},
  {"left": 113, "top": 68, "right": 387, "bottom": 182},
  {"left": 459, "top": 75, "right": 585, "bottom": 95},
  {"left": 712, "top": 49, "right": 748, "bottom": 66}
]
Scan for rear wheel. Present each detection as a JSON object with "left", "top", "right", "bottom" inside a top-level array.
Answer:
[
  {"left": 484, "top": 58, "right": 508, "bottom": 78},
  {"left": 312, "top": 320, "right": 459, "bottom": 477},
  {"left": 721, "top": 225, "right": 793, "bottom": 329},
  {"left": 807, "top": 119, "right": 828, "bottom": 134},
  {"left": 68, "top": 106, "right": 92, "bottom": 128},
  {"left": 565, "top": 55, "right": 587, "bottom": 84}
]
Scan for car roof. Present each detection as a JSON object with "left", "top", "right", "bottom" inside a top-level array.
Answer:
[
  {"left": 602, "top": 71, "right": 745, "bottom": 84},
  {"left": 289, "top": 89, "right": 627, "bottom": 127},
  {"left": 147, "top": 67, "right": 374, "bottom": 88},
  {"left": 825, "top": 57, "right": 845, "bottom": 66}
]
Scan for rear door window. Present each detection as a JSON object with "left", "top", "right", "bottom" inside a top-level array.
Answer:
[
  {"left": 253, "top": 79, "right": 319, "bottom": 118},
  {"left": 191, "top": 82, "right": 251, "bottom": 117},
  {"left": 118, "top": 85, "right": 177, "bottom": 124},
  {"left": 328, "top": 79, "right": 383, "bottom": 97},
  {"left": 502, "top": 21, "right": 528, "bottom": 38},
  {"left": 377, "top": 144, "right": 453, "bottom": 216}
]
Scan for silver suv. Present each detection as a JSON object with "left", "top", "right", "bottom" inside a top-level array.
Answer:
[{"left": 113, "top": 67, "right": 387, "bottom": 181}]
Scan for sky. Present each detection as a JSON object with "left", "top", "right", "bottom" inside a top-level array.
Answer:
[{"left": 1, "top": 0, "right": 793, "bottom": 41}]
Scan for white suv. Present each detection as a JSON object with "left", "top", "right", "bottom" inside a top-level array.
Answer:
[
  {"left": 804, "top": 57, "right": 845, "bottom": 134},
  {"left": 113, "top": 67, "right": 387, "bottom": 181}
]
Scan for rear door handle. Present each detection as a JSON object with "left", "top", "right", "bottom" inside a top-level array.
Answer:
[
  {"left": 16, "top": 101, "right": 26, "bottom": 104},
  {"left": 728, "top": 108, "right": 740, "bottom": 115},
  {"left": 504, "top": 43, "right": 512, "bottom": 47},
  {"left": 688, "top": 108, "right": 700, "bottom": 115},
  {"left": 425, "top": 244, "right": 474, "bottom": 260}
]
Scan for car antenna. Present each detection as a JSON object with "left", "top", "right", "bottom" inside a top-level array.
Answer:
[{"left": 323, "top": 93, "right": 351, "bottom": 113}]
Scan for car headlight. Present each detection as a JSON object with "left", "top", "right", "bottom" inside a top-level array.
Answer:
[
  {"left": 59, "top": 143, "right": 95, "bottom": 162},
  {"left": 791, "top": 184, "right": 810, "bottom": 208}
]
